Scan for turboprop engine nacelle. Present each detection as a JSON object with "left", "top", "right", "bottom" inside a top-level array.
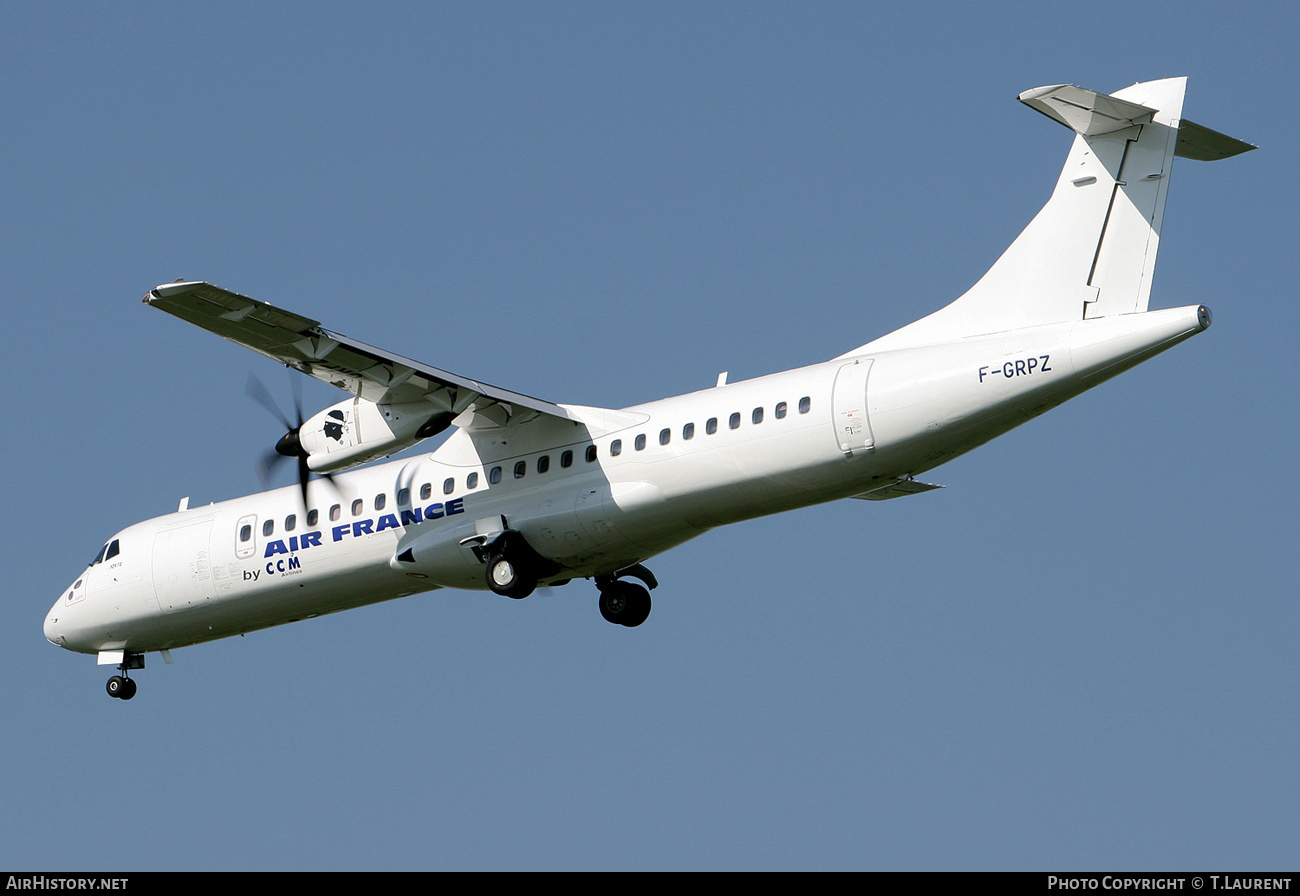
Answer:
[{"left": 296, "top": 397, "right": 454, "bottom": 473}]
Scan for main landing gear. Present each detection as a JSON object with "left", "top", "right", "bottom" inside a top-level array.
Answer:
[
  {"left": 473, "top": 527, "right": 659, "bottom": 628},
  {"left": 596, "top": 564, "right": 658, "bottom": 628},
  {"left": 485, "top": 550, "right": 658, "bottom": 627},
  {"left": 485, "top": 551, "right": 537, "bottom": 600},
  {"left": 479, "top": 529, "right": 556, "bottom": 600}
]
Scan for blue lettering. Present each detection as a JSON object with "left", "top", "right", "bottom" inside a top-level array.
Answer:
[
  {"left": 332, "top": 524, "right": 350, "bottom": 542},
  {"left": 301, "top": 532, "right": 322, "bottom": 549},
  {"left": 400, "top": 508, "right": 423, "bottom": 527},
  {"left": 446, "top": 497, "right": 465, "bottom": 516},
  {"left": 264, "top": 540, "right": 287, "bottom": 558},
  {"left": 425, "top": 503, "right": 444, "bottom": 520},
  {"left": 375, "top": 513, "right": 401, "bottom": 533}
]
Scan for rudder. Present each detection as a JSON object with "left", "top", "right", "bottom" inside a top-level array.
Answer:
[{"left": 847, "top": 78, "right": 1252, "bottom": 356}]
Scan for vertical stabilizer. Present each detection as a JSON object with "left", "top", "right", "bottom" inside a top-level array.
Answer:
[{"left": 844, "top": 77, "right": 1254, "bottom": 357}]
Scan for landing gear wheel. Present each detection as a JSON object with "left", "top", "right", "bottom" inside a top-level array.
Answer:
[
  {"left": 106, "top": 675, "right": 136, "bottom": 700},
  {"left": 599, "top": 581, "right": 652, "bottom": 627},
  {"left": 486, "top": 553, "right": 536, "bottom": 599}
]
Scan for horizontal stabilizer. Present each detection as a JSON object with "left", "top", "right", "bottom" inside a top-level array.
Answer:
[
  {"left": 1018, "top": 84, "right": 1156, "bottom": 135},
  {"left": 843, "top": 77, "right": 1255, "bottom": 357},
  {"left": 1175, "top": 119, "right": 1256, "bottom": 161}
]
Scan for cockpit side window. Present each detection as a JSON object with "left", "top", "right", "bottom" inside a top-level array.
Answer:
[{"left": 88, "top": 539, "right": 121, "bottom": 567}]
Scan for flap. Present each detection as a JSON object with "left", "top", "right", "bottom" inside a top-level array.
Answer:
[{"left": 146, "top": 281, "right": 580, "bottom": 431}]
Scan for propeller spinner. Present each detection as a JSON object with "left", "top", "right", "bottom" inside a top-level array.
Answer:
[{"left": 246, "top": 374, "right": 326, "bottom": 506}]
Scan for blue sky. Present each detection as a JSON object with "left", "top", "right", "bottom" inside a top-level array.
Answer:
[{"left": 3, "top": 2, "right": 1295, "bottom": 871}]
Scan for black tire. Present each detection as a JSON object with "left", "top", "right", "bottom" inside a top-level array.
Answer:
[
  {"left": 119, "top": 678, "right": 137, "bottom": 700},
  {"left": 486, "top": 554, "right": 536, "bottom": 599},
  {"left": 599, "top": 581, "right": 651, "bottom": 627},
  {"left": 106, "top": 676, "right": 125, "bottom": 698}
]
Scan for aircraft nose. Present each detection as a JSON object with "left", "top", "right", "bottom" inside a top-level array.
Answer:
[
  {"left": 43, "top": 602, "right": 63, "bottom": 646},
  {"left": 44, "top": 577, "right": 87, "bottom": 650}
]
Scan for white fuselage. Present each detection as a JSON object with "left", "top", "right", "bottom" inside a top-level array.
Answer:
[{"left": 44, "top": 305, "right": 1208, "bottom": 656}]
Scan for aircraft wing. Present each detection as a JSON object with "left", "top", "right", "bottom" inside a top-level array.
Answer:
[{"left": 145, "top": 281, "right": 579, "bottom": 430}]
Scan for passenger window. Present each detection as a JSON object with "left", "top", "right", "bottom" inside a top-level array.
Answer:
[
  {"left": 659, "top": 428, "right": 671, "bottom": 446},
  {"left": 375, "top": 494, "right": 386, "bottom": 511},
  {"left": 514, "top": 461, "right": 526, "bottom": 479},
  {"left": 775, "top": 401, "right": 788, "bottom": 419},
  {"left": 538, "top": 455, "right": 550, "bottom": 473},
  {"left": 610, "top": 439, "right": 622, "bottom": 457},
  {"left": 420, "top": 483, "right": 432, "bottom": 500},
  {"left": 752, "top": 407, "right": 764, "bottom": 425},
  {"left": 285, "top": 514, "right": 297, "bottom": 532},
  {"left": 240, "top": 525, "right": 252, "bottom": 543},
  {"left": 586, "top": 445, "right": 597, "bottom": 462},
  {"left": 443, "top": 477, "right": 455, "bottom": 495},
  {"left": 706, "top": 417, "right": 718, "bottom": 435},
  {"left": 799, "top": 396, "right": 811, "bottom": 414},
  {"left": 330, "top": 505, "right": 341, "bottom": 522},
  {"left": 351, "top": 499, "right": 363, "bottom": 516},
  {"left": 729, "top": 412, "right": 741, "bottom": 430},
  {"left": 683, "top": 422, "right": 695, "bottom": 440},
  {"left": 560, "top": 450, "right": 573, "bottom": 468},
  {"left": 263, "top": 519, "right": 274, "bottom": 537},
  {"left": 307, "top": 509, "right": 319, "bottom": 527},
  {"left": 490, "top": 466, "right": 502, "bottom": 484},
  {"left": 634, "top": 434, "right": 646, "bottom": 451},
  {"left": 467, "top": 472, "right": 479, "bottom": 489},
  {"left": 397, "top": 488, "right": 410, "bottom": 506}
]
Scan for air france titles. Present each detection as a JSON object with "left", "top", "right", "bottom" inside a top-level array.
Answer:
[{"left": 262, "top": 498, "right": 466, "bottom": 574}]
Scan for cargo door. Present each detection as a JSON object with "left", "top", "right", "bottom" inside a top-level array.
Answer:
[{"left": 152, "top": 518, "right": 217, "bottom": 611}]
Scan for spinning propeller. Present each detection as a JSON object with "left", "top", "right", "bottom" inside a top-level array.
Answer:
[{"left": 246, "top": 374, "right": 329, "bottom": 506}]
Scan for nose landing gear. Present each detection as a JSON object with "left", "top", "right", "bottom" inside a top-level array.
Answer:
[
  {"left": 106, "top": 674, "right": 137, "bottom": 700},
  {"left": 102, "top": 650, "right": 144, "bottom": 700}
]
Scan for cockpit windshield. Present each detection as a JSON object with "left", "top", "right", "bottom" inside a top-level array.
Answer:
[{"left": 88, "top": 539, "right": 121, "bottom": 568}]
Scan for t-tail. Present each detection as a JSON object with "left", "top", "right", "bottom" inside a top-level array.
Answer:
[{"left": 847, "top": 77, "right": 1254, "bottom": 357}]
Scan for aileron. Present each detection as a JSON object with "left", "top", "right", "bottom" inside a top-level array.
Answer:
[{"left": 145, "top": 281, "right": 578, "bottom": 430}]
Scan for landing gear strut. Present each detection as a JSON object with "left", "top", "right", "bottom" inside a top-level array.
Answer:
[{"left": 104, "top": 652, "right": 143, "bottom": 700}]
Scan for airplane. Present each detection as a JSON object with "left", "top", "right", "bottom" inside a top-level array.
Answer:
[{"left": 44, "top": 77, "right": 1254, "bottom": 699}]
